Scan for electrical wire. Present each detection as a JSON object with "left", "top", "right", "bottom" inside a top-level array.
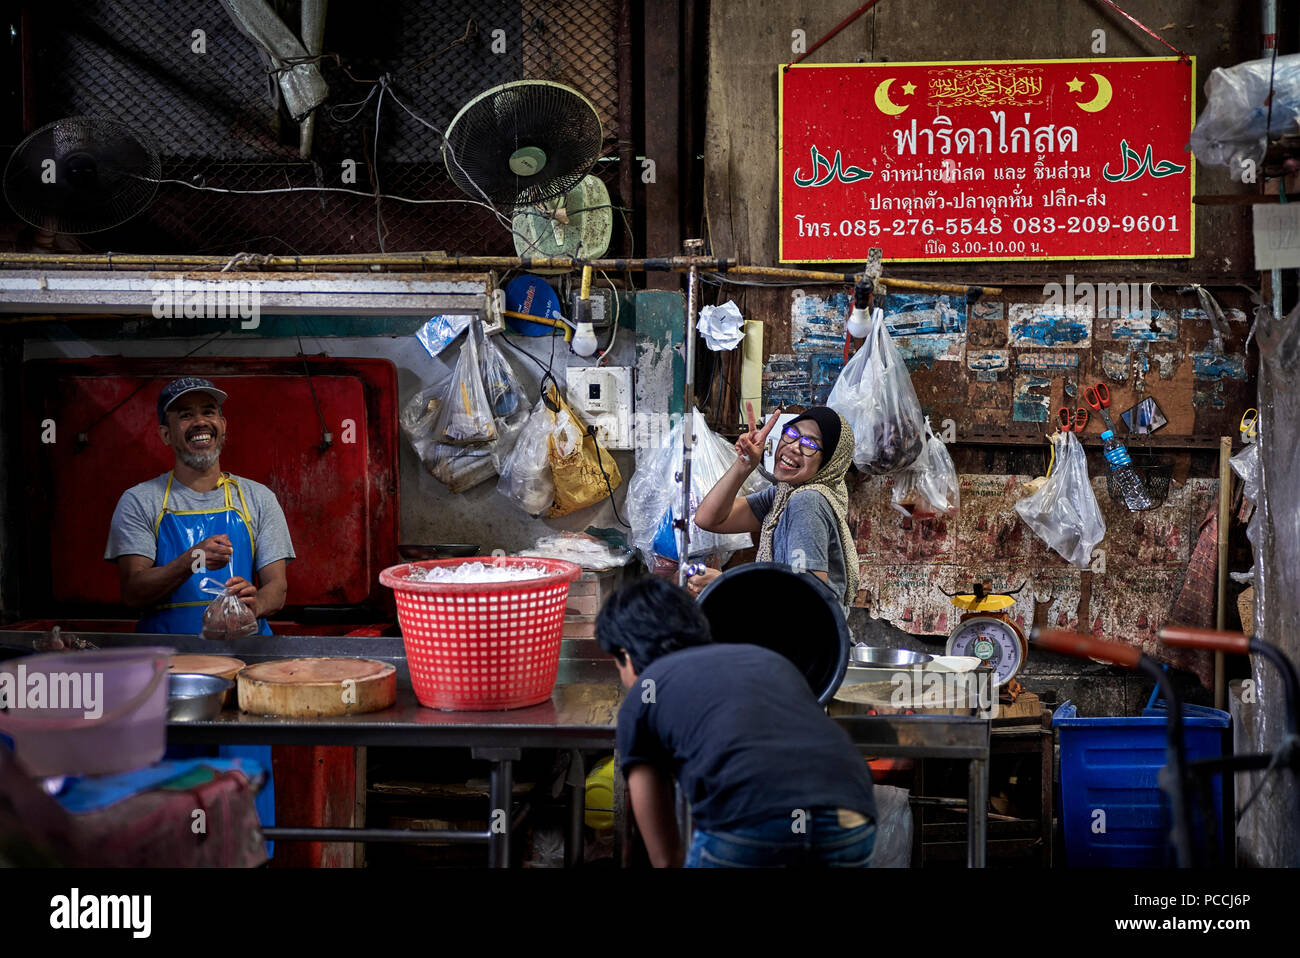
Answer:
[
  {"left": 595, "top": 269, "right": 620, "bottom": 365},
  {"left": 587, "top": 424, "right": 629, "bottom": 528},
  {"left": 295, "top": 320, "right": 332, "bottom": 450}
]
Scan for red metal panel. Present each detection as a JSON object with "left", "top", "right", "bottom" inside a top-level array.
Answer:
[
  {"left": 270, "top": 746, "right": 357, "bottom": 869},
  {"left": 20, "top": 358, "right": 399, "bottom": 614}
]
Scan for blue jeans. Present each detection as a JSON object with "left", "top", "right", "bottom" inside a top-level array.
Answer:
[{"left": 685, "top": 808, "right": 876, "bottom": 868}]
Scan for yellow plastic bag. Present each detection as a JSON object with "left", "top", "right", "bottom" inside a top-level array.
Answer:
[{"left": 545, "top": 388, "right": 621, "bottom": 518}]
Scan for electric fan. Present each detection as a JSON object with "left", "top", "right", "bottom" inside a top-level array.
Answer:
[
  {"left": 512, "top": 173, "right": 613, "bottom": 263},
  {"left": 442, "top": 80, "right": 603, "bottom": 207},
  {"left": 3, "top": 116, "right": 160, "bottom": 234}
]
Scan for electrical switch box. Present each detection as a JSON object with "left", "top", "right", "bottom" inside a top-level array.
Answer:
[{"left": 564, "top": 366, "right": 634, "bottom": 450}]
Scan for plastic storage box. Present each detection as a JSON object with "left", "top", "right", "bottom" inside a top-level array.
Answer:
[{"left": 1053, "top": 689, "right": 1230, "bottom": 867}]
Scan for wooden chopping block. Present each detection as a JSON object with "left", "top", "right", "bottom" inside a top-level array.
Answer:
[
  {"left": 169, "top": 654, "right": 246, "bottom": 680},
  {"left": 237, "top": 657, "right": 396, "bottom": 717},
  {"left": 169, "top": 654, "right": 246, "bottom": 708}
]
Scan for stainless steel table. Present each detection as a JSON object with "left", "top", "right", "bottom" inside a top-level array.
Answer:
[{"left": 0, "top": 631, "right": 991, "bottom": 867}]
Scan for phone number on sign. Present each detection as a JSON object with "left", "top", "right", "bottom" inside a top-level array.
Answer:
[{"left": 799, "top": 215, "right": 1183, "bottom": 238}]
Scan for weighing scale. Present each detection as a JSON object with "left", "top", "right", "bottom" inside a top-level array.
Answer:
[{"left": 942, "top": 581, "right": 1029, "bottom": 702}]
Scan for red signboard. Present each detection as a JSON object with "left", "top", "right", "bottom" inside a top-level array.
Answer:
[{"left": 779, "top": 58, "right": 1195, "bottom": 262}]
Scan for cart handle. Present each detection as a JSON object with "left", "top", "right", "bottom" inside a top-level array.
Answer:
[
  {"left": 1159, "top": 626, "right": 1251, "bottom": 655},
  {"left": 1029, "top": 627, "right": 1141, "bottom": 669}
]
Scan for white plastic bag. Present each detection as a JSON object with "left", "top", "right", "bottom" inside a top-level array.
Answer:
[
  {"left": 1188, "top": 53, "right": 1300, "bottom": 180},
  {"left": 826, "top": 310, "right": 925, "bottom": 474},
  {"left": 432, "top": 326, "right": 496, "bottom": 444},
  {"left": 199, "top": 577, "right": 258, "bottom": 641},
  {"left": 1013, "top": 431, "right": 1106, "bottom": 569},
  {"left": 496, "top": 397, "right": 557, "bottom": 516},
  {"left": 890, "top": 418, "right": 959, "bottom": 518},
  {"left": 626, "top": 407, "right": 768, "bottom": 566}
]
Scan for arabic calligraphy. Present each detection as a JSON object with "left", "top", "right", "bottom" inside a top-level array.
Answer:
[
  {"left": 793, "top": 145, "right": 872, "bottom": 187},
  {"left": 1102, "top": 139, "right": 1187, "bottom": 182},
  {"left": 928, "top": 69, "right": 1045, "bottom": 107}
]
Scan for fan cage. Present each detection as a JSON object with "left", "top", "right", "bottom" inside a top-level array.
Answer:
[{"left": 16, "top": 0, "right": 628, "bottom": 256}]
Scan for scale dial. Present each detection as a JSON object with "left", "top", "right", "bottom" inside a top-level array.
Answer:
[{"left": 945, "top": 616, "right": 1025, "bottom": 686}]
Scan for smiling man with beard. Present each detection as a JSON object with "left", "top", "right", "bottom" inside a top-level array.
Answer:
[{"left": 105, "top": 378, "right": 294, "bottom": 636}]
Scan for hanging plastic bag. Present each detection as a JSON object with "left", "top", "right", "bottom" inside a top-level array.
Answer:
[
  {"left": 826, "top": 310, "right": 925, "bottom": 474},
  {"left": 1013, "top": 431, "right": 1106, "bottom": 569},
  {"left": 431, "top": 326, "right": 496, "bottom": 444},
  {"left": 199, "top": 577, "right": 258, "bottom": 641},
  {"left": 626, "top": 407, "right": 768, "bottom": 566},
  {"left": 1187, "top": 53, "right": 1300, "bottom": 180},
  {"left": 547, "top": 387, "right": 622, "bottom": 518},
  {"left": 497, "top": 396, "right": 557, "bottom": 516},
  {"left": 478, "top": 325, "right": 526, "bottom": 420},
  {"left": 891, "top": 418, "right": 960, "bottom": 518}
]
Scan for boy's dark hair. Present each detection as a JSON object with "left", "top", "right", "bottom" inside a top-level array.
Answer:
[{"left": 596, "top": 575, "right": 713, "bottom": 673}]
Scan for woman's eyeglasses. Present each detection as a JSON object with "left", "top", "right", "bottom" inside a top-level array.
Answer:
[{"left": 778, "top": 425, "right": 822, "bottom": 457}]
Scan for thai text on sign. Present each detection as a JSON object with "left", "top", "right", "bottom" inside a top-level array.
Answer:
[{"left": 778, "top": 58, "right": 1196, "bottom": 262}]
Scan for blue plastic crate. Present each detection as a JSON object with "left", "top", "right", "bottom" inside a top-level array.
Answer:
[{"left": 1053, "top": 691, "right": 1229, "bottom": 867}]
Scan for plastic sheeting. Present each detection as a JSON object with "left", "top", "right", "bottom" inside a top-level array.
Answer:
[
  {"left": 1239, "top": 299, "right": 1300, "bottom": 867},
  {"left": 1187, "top": 53, "right": 1300, "bottom": 181}
]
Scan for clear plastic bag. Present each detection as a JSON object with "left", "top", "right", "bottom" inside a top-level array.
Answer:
[
  {"left": 496, "top": 397, "right": 557, "bottom": 516},
  {"left": 1013, "top": 431, "right": 1106, "bottom": 569},
  {"left": 890, "top": 418, "right": 959, "bottom": 518},
  {"left": 1188, "top": 53, "right": 1300, "bottom": 180},
  {"left": 826, "top": 310, "right": 925, "bottom": 474},
  {"left": 478, "top": 326, "right": 526, "bottom": 420},
  {"left": 1230, "top": 440, "right": 1262, "bottom": 549},
  {"left": 432, "top": 326, "right": 496, "bottom": 444},
  {"left": 627, "top": 407, "right": 768, "bottom": 566},
  {"left": 199, "top": 577, "right": 258, "bottom": 641}
]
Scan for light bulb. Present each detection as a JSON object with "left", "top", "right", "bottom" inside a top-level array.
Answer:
[{"left": 572, "top": 322, "right": 599, "bottom": 357}]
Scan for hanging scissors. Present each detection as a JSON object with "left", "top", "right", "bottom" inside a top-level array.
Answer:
[
  {"left": 1240, "top": 408, "right": 1258, "bottom": 443},
  {"left": 1057, "top": 406, "right": 1088, "bottom": 432},
  {"left": 1084, "top": 382, "right": 1118, "bottom": 432}
]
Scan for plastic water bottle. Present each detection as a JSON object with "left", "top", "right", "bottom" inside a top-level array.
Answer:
[{"left": 1101, "top": 430, "right": 1152, "bottom": 510}]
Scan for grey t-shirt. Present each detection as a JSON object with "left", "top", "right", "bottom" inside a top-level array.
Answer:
[
  {"left": 745, "top": 485, "right": 847, "bottom": 606},
  {"left": 105, "top": 473, "right": 296, "bottom": 572}
]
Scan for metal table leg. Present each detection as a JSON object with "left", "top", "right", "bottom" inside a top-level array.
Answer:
[
  {"left": 473, "top": 747, "right": 521, "bottom": 869},
  {"left": 565, "top": 750, "right": 586, "bottom": 868},
  {"left": 967, "top": 757, "right": 988, "bottom": 868}
]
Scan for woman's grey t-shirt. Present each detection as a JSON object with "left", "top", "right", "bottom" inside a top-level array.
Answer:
[
  {"left": 745, "top": 485, "right": 847, "bottom": 604},
  {"left": 104, "top": 473, "right": 295, "bottom": 571}
]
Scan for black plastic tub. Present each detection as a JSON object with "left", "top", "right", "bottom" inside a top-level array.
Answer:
[{"left": 696, "top": 563, "right": 850, "bottom": 705}]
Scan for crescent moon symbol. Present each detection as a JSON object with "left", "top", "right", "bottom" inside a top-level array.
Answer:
[
  {"left": 874, "top": 79, "right": 908, "bottom": 117},
  {"left": 1076, "top": 73, "right": 1113, "bottom": 113}
]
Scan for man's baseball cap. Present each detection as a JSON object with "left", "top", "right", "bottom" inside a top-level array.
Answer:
[{"left": 157, "top": 377, "right": 228, "bottom": 423}]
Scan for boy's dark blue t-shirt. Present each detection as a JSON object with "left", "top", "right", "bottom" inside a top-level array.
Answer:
[{"left": 615, "top": 643, "right": 876, "bottom": 831}]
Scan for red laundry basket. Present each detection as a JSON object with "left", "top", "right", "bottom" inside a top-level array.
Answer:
[{"left": 379, "top": 557, "right": 583, "bottom": 710}]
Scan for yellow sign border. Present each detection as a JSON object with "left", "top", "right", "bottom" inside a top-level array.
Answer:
[{"left": 777, "top": 56, "right": 1196, "bottom": 264}]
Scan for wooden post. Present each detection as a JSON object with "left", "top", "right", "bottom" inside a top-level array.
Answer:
[{"left": 1215, "top": 436, "right": 1232, "bottom": 711}]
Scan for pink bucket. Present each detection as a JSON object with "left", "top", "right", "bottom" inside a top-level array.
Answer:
[{"left": 0, "top": 647, "right": 172, "bottom": 777}]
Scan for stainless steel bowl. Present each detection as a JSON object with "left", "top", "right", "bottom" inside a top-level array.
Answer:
[
  {"left": 849, "top": 645, "right": 933, "bottom": 666},
  {"left": 167, "top": 673, "right": 234, "bottom": 722}
]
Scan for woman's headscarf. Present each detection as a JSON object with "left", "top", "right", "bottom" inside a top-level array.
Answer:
[{"left": 755, "top": 407, "right": 860, "bottom": 606}]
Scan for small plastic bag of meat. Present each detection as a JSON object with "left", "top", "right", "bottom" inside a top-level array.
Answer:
[{"left": 199, "top": 577, "right": 258, "bottom": 641}]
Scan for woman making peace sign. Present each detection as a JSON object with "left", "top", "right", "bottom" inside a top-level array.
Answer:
[{"left": 691, "top": 403, "right": 860, "bottom": 612}]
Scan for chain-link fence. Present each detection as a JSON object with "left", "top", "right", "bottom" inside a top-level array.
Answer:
[{"left": 23, "top": 0, "right": 628, "bottom": 256}]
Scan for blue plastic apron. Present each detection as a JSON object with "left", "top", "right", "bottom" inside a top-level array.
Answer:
[{"left": 140, "top": 472, "right": 275, "bottom": 853}]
